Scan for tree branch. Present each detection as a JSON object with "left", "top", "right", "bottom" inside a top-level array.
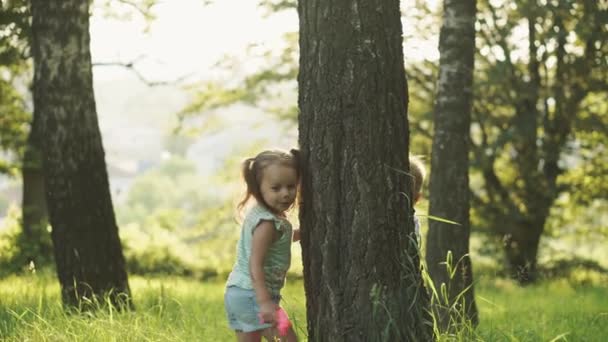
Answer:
[
  {"left": 93, "top": 56, "right": 191, "bottom": 86},
  {"left": 114, "top": 0, "right": 156, "bottom": 19}
]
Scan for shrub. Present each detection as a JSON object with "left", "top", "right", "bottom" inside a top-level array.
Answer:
[{"left": 0, "top": 206, "right": 54, "bottom": 277}]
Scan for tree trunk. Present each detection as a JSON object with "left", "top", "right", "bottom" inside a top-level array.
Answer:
[
  {"left": 426, "top": 0, "right": 478, "bottom": 331},
  {"left": 30, "top": 0, "right": 132, "bottom": 309},
  {"left": 502, "top": 220, "right": 544, "bottom": 284},
  {"left": 21, "top": 110, "right": 52, "bottom": 267},
  {"left": 298, "top": 1, "right": 432, "bottom": 340}
]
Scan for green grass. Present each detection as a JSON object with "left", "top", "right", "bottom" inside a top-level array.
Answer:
[
  {"left": 0, "top": 273, "right": 606, "bottom": 341},
  {"left": 474, "top": 278, "right": 608, "bottom": 341},
  {"left": 0, "top": 272, "right": 308, "bottom": 341}
]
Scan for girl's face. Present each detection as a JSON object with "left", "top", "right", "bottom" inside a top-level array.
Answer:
[{"left": 259, "top": 163, "right": 298, "bottom": 215}]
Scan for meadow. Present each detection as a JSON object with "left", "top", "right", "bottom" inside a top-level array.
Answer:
[{"left": 1, "top": 272, "right": 606, "bottom": 341}]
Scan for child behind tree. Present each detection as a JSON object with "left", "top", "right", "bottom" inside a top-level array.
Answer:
[{"left": 409, "top": 155, "right": 426, "bottom": 242}]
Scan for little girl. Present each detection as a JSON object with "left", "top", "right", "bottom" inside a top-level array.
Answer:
[{"left": 224, "top": 149, "right": 300, "bottom": 342}]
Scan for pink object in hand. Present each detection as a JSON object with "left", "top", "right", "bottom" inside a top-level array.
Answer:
[
  {"left": 275, "top": 307, "right": 291, "bottom": 336},
  {"left": 259, "top": 307, "right": 292, "bottom": 336}
]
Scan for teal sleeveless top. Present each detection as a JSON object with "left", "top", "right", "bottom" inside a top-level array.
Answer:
[{"left": 226, "top": 205, "right": 293, "bottom": 296}]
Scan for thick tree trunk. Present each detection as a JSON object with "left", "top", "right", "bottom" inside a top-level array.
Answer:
[
  {"left": 426, "top": 0, "right": 478, "bottom": 331},
  {"left": 30, "top": 0, "right": 132, "bottom": 309},
  {"left": 502, "top": 221, "right": 544, "bottom": 284},
  {"left": 298, "top": 1, "right": 432, "bottom": 341}
]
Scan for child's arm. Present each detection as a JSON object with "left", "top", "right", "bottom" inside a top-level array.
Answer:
[
  {"left": 250, "top": 220, "right": 278, "bottom": 323},
  {"left": 292, "top": 229, "right": 301, "bottom": 242}
]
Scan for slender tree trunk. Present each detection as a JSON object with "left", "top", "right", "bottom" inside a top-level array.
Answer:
[
  {"left": 21, "top": 110, "right": 52, "bottom": 267},
  {"left": 298, "top": 1, "right": 432, "bottom": 340},
  {"left": 30, "top": 0, "right": 132, "bottom": 309},
  {"left": 426, "top": 0, "right": 478, "bottom": 331}
]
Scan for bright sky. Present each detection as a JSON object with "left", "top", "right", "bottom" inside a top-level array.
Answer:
[
  {"left": 90, "top": 0, "right": 298, "bottom": 82},
  {"left": 89, "top": 0, "right": 439, "bottom": 82}
]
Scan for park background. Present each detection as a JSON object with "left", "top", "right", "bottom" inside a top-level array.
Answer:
[{"left": 1, "top": 0, "right": 606, "bottom": 341}]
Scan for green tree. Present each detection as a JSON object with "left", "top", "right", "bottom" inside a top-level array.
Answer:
[
  {"left": 298, "top": 0, "right": 432, "bottom": 340},
  {"left": 0, "top": 0, "right": 52, "bottom": 268},
  {"left": 0, "top": 0, "right": 30, "bottom": 175},
  {"left": 471, "top": 0, "right": 607, "bottom": 283},
  {"left": 0, "top": 72, "right": 29, "bottom": 175},
  {"left": 1, "top": 0, "right": 161, "bottom": 275},
  {"left": 395, "top": 0, "right": 608, "bottom": 284},
  {"left": 31, "top": 0, "right": 131, "bottom": 308}
]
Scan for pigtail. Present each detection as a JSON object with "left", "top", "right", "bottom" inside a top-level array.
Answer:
[
  {"left": 289, "top": 148, "right": 301, "bottom": 178},
  {"left": 237, "top": 157, "right": 257, "bottom": 214}
]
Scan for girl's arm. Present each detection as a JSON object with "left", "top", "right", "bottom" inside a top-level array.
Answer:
[
  {"left": 292, "top": 229, "right": 300, "bottom": 242},
  {"left": 250, "top": 220, "right": 278, "bottom": 322}
]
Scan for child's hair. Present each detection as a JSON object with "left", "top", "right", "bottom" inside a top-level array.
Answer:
[
  {"left": 409, "top": 155, "right": 426, "bottom": 200},
  {"left": 237, "top": 149, "right": 301, "bottom": 214}
]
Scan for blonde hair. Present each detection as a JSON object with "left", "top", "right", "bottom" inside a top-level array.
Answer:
[
  {"left": 409, "top": 155, "right": 426, "bottom": 198},
  {"left": 237, "top": 149, "right": 301, "bottom": 214}
]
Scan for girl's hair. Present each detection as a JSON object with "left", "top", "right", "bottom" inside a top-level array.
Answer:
[
  {"left": 237, "top": 148, "right": 301, "bottom": 214},
  {"left": 409, "top": 155, "right": 426, "bottom": 196}
]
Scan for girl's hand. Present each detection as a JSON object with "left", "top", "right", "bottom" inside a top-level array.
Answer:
[{"left": 259, "top": 300, "right": 278, "bottom": 324}]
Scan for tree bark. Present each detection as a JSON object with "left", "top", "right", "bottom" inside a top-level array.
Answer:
[
  {"left": 30, "top": 0, "right": 132, "bottom": 309},
  {"left": 426, "top": 0, "right": 478, "bottom": 331},
  {"left": 502, "top": 219, "right": 545, "bottom": 283},
  {"left": 298, "top": 1, "right": 432, "bottom": 340},
  {"left": 21, "top": 111, "right": 52, "bottom": 267}
]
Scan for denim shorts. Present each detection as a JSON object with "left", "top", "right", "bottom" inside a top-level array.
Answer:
[{"left": 224, "top": 285, "right": 281, "bottom": 332}]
